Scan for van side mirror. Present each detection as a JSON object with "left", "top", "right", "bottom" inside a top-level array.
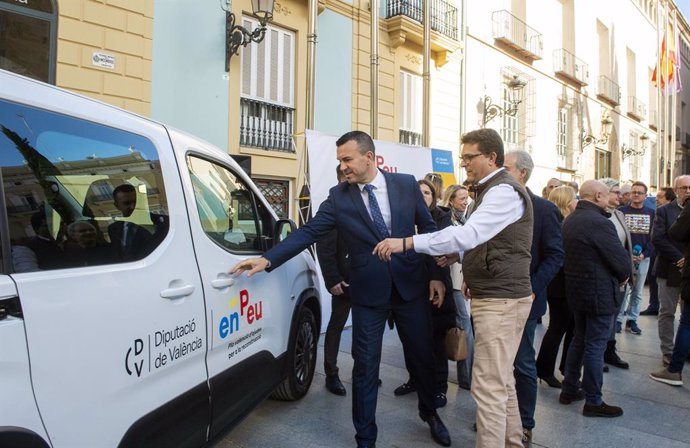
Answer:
[{"left": 275, "top": 219, "right": 296, "bottom": 243}]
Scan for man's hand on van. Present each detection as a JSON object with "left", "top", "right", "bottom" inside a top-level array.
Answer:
[{"left": 230, "top": 257, "right": 270, "bottom": 277}]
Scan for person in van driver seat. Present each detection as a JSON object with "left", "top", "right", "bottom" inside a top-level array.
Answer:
[
  {"left": 11, "top": 209, "right": 64, "bottom": 273},
  {"left": 108, "top": 183, "right": 169, "bottom": 261},
  {"left": 64, "top": 220, "right": 115, "bottom": 266}
]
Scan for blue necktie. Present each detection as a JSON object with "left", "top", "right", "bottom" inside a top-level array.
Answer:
[{"left": 364, "top": 184, "right": 389, "bottom": 239}]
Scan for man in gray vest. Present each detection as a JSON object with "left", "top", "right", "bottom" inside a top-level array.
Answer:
[{"left": 374, "top": 128, "right": 534, "bottom": 448}]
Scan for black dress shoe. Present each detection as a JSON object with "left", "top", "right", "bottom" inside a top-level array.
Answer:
[
  {"left": 538, "top": 375, "right": 562, "bottom": 388},
  {"left": 604, "top": 353, "right": 630, "bottom": 369},
  {"left": 582, "top": 401, "right": 623, "bottom": 418},
  {"left": 357, "top": 443, "right": 376, "bottom": 448},
  {"left": 640, "top": 308, "right": 659, "bottom": 316},
  {"left": 603, "top": 365, "right": 609, "bottom": 373},
  {"left": 559, "top": 389, "right": 585, "bottom": 404},
  {"left": 325, "top": 375, "right": 346, "bottom": 396},
  {"left": 421, "top": 412, "right": 451, "bottom": 447},
  {"left": 393, "top": 381, "right": 416, "bottom": 396}
]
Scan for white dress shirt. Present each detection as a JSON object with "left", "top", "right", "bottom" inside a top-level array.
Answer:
[
  {"left": 358, "top": 170, "right": 392, "bottom": 235},
  {"left": 413, "top": 168, "right": 525, "bottom": 256}
]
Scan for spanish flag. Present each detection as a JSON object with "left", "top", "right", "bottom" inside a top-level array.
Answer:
[{"left": 652, "top": 23, "right": 682, "bottom": 94}]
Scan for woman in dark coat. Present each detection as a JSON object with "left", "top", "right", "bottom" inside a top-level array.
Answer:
[
  {"left": 393, "top": 179, "right": 456, "bottom": 408},
  {"left": 536, "top": 185, "right": 577, "bottom": 387}
]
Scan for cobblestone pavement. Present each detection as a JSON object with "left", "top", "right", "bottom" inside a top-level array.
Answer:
[{"left": 213, "top": 290, "right": 690, "bottom": 448}]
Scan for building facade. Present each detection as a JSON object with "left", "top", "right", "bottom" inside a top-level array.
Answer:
[
  {"left": 463, "top": 0, "right": 690, "bottom": 192},
  {"left": 0, "top": 0, "right": 154, "bottom": 114},
  {"left": 3, "top": 0, "right": 689, "bottom": 216}
]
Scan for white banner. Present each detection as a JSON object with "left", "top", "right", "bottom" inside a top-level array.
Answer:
[
  {"left": 305, "top": 130, "right": 456, "bottom": 331},
  {"left": 306, "top": 129, "right": 455, "bottom": 211}
]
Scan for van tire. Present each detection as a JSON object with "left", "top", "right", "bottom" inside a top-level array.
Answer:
[{"left": 272, "top": 307, "right": 317, "bottom": 401}]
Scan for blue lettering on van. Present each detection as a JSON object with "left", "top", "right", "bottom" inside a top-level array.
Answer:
[
  {"left": 218, "top": 289, "right": 263, "bottom": 339},
  {"left": 219, "top": 311, "right": 240, "bottom": 338}
]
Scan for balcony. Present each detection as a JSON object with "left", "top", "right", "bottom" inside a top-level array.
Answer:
[
  {"left": 385, "top": 0, "right": 461, "bottom": 67},
  {"left": 627, "top": 96, "right": 646, "bottom": 121},
  {"left": 684, "top": 133, "right": 690, "bottom": 149},
  {"left": 553, "top": 49, "right": 588, "bottom": 86},
  {"left": 240, "top": 98, "right": 295, "bottom": 153},
  {"left": 399, "top": 129, "right": 422, "bottom": 146},
  {"left": 597, "top": 75, "right": 620, "bottom": 105},
  {"left": 492, "top": 10, "right": 543, "bottom": 61},
  {"left": 386, "top": 0, "right": 458, "bottom": 40}
]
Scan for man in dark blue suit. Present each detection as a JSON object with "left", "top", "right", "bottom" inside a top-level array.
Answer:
[
  {"left": 504, "top": 151, "right": 563, "bottom": 446},
  {"left": 652, "top": 175, "right": 690, "bottom": 365},
  {"left": 231, "top": 131, "right": 451, "bottom": 448}
]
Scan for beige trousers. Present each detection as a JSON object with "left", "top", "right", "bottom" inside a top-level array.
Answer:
[{"left": 471, "top": 296, "right": 532, "bottom": 448}]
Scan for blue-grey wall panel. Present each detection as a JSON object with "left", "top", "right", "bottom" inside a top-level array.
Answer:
[
  {"left": 314, "top": 10, "right": 352, "bottom": 137},
  {"left": 151, "top": 0, "right": 229, "bottom": 150}
]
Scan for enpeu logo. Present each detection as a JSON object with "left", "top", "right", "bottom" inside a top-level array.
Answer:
[{"left": 219, "top": 289, "right": 263, "bottom": 339}]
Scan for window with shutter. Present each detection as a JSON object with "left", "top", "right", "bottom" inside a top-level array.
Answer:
[
  {"left": 399, "top": 71, "right": 422, "bottom": 146},
  {"left": 239, "top": 18, "right": 295, "bottom": 152}
]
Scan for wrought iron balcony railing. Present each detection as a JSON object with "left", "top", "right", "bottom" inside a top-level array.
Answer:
[
  {"left": 492, "top": 10, "right": 543, "bottom": 60},
  {"left": 386, "top": 0, "right": 458, "bottom": 40},
  {"left": 240, "top": 98, "right": 295, "bottom": 153},
  {"left": 399, "top": 129, "right": 422, "bottom": 146},
  {"left": 628, "top": 96, "right": 646, "bottom": 121},
  {"left": 597, "top": 75, "right": 620, "bottom": 105},
  {"left": 553, "top": 48, "right": 588, "bottom": 85}
]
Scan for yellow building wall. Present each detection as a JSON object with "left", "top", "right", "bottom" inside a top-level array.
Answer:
[
  {"left": 56, "top": 0, "right": 153, "bottom": 116},
  {"left": 347, "top": 1, "right": 462, "bottom": 151},
  {"left": 351, "top": 4, "right": 396, "bottom": 141},
  {"left": 229, "top": 0, "right": 310, "bottom": 220}
]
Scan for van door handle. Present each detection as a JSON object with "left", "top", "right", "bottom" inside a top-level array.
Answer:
[
  {"left": 211, "top": 278, "right": 235, "bottom": 289},
  {"left": 160, "top": 284, "right": 195, "bottom": 299}
]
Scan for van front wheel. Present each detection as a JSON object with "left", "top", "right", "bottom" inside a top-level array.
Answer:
[{"left": 272, "top": 307, "right": 317, "bottom": 400}]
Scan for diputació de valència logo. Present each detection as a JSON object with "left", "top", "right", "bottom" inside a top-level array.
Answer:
[{"left": 125, "top": 318, "right": 203, "bottom": 377}]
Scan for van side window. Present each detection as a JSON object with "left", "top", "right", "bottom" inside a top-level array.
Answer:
[
  {"left": 187, "top": 156, "right": 263, "bottom": 253},
  {"left": 0, "top": 99, "right": 169, "bottom": 272}
]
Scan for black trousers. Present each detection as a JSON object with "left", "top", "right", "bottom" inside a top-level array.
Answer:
[
  {"left": 536, "top": 294, "right": 573, "bottom": 377},
  {"left": 323, "top": 290, "right": 351, "bottom": 376}
]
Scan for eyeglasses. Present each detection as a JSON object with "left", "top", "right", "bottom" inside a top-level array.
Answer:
[
  {"left": 677, "top": 186, "right": 690, "bottom": 191},
  {"left": 610, "top": 190, "right": 621, "bottom": 195},
  {"left": 631, "top": 191, "right": 646, "bottom": 195},
  {"left": 460, "top": 153, "right": 484, "bottom": 164}
]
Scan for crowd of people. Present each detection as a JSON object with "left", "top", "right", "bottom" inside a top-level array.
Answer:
[{"left": 230, "top": 129, "right": 690, "bottom": 448}]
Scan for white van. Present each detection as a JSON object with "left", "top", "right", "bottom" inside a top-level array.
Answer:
[{"left": 0, "top": 69, "right": 321, "bottom": 448}]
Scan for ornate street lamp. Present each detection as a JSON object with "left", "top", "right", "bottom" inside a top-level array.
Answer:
[
  {"left": 622, "top": 132, "right": 649, "bottom": 159},
  {"left": 224, "top": 0, "right": 275, "bottom": 72},
  {"left": 581, "top": 113, "right": 613, "bottom": 148},
  {"left": 481, "top": 75, "right": 528, "bottom": 126}
]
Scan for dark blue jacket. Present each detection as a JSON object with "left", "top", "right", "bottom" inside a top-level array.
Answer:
[
  {"left": 315, "top": 229, "right": 349, "bottom": 290},
  {"left": 669, "top": 198, "right": 690, "bottom": 300},
  {"left": 265, "top": 170, "right": 438, "bottom": 307},
  {"left": 527, "top": 190, "right": 564, "bottom": 320},
  {"left": 652, "top": 200, "right": 685, "bottom": 284},
  {"left": 563, "top": 201, "right": 632, "bottom": 315}
]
